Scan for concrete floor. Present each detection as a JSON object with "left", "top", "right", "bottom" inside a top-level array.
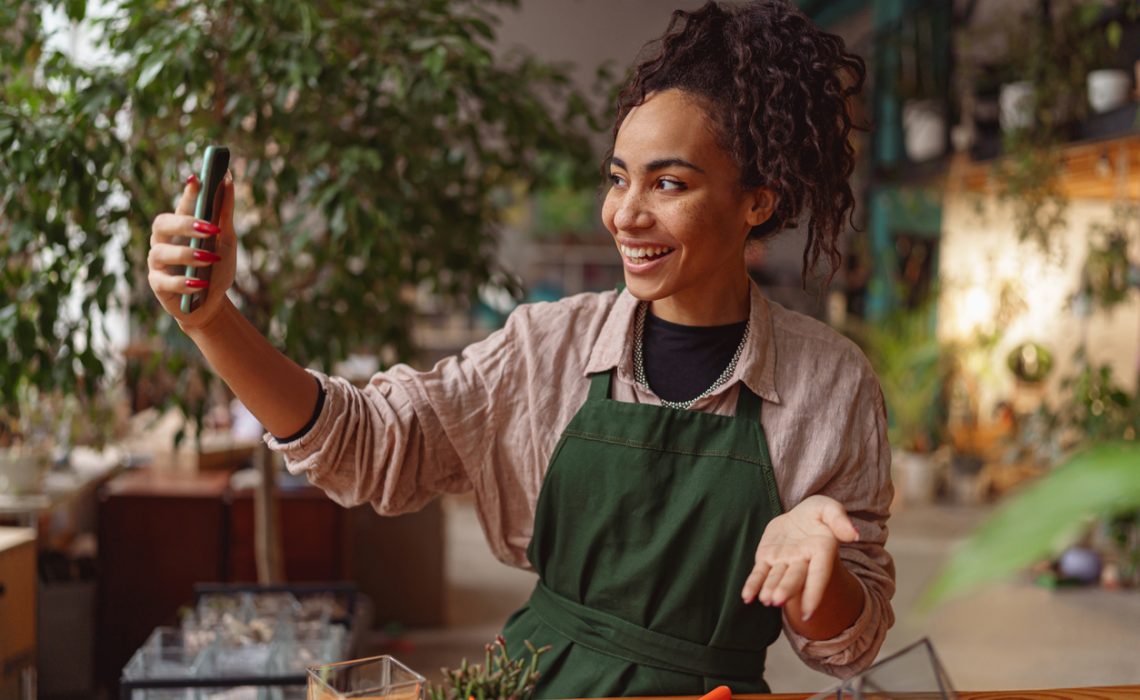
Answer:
[{"left": 366, "top": 495, "right": 1140, "bottom": 694}]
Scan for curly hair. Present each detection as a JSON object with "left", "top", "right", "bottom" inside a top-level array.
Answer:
[{"left": 612, "top": 0, "right": 867, "bottom": 285}]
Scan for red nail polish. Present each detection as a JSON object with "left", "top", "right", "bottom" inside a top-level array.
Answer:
[
  {"left": 192, "top": 220, "right": 220, "bottom": 234},
  {"left": 186, "top": 173, "right": 199, "bottom": 186},
  {"left": 192, "top": 250, "right": 221, "bottom": 262},
  {"left": 185, "top": 278, "right": 209, "bottom": 289}
]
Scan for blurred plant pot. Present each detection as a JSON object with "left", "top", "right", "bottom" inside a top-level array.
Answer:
[
  {"left": 894, "top": 448, "right": 939, "bottom": 506},
  {"left": 1087, "top": 69, "right": 1132, "bottom": 114},
  {"left": 999, "top": 81, "right": 1034, "bottom": 132},
  {"left": 949, "top": 453, "right": 987, "bottom": 505},
  {"left": 903, "top": 99, "right": 947, "bottom": 162},
  {"left": 0, "top": 446, "right": 46, "bottom": 495}
]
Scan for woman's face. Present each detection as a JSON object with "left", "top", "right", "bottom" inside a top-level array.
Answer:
[{"left": 602, "top": 88, "right": 774, "bottom": 325}]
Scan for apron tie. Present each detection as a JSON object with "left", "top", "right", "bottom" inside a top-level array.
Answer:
[{"left": 528, "top": 581, "right": 767, "bottom": 681}]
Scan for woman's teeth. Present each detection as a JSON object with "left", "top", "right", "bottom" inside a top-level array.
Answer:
[{"left": 620, "top": 244, "right": 675, "bottom": 261}]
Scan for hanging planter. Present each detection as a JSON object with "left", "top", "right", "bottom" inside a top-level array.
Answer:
[
  {"left": 903, "top": 99, "right": 947, "bottom": 162},
  {"left": 999, "top": 80, "right": 1035, "bottom": 132},
  {"left": 1087, "top": 68, "right": 1133, "bottom": 113}
]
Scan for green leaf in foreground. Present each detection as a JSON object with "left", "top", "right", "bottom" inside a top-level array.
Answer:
[{"left": 919, "top": 441, "right": 1140, "bottom": 611}]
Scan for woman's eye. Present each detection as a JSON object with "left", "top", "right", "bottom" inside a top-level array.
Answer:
[
  {"left": 658, "top": 179, "right": 686, "bottom": 192},
  {"left": 609, "top": 173, "right": 627, "bottom": 187}
]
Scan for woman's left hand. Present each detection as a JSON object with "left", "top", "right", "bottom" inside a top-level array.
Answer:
[{"left": 741, "top": 495, "right": 860, "bottom": 621}]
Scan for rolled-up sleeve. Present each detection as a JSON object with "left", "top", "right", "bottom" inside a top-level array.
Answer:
[
  {"left": 781, "top": 374, "right": 896, "bottom": 678},
  {"left": 263, "top": 317, "right": 521, "bottom": 518}
]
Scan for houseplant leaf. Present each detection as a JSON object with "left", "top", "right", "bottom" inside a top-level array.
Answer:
[{"left": 919, "top": 441, "right": 1140, "bottom": 610}]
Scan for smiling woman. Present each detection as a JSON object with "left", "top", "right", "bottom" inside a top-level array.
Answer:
[{"left": 146, "top": 1, "right": 889, "bottom": 697}]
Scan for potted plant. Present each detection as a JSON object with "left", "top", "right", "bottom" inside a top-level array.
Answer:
[
  {"left": 850, "top": 305, "right": 949, "bottom": 505},
  {"left": 896, "top": 11, "right": 948, "bottom": 163}
]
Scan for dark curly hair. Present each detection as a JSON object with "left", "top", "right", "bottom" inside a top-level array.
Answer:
[{"left": 611, "top": 0, "right": 867, "bottom": 285}]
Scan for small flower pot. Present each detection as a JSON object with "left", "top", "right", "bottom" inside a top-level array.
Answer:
[{"left": 1087, "top": 69, "right": 1132, "bottom": 114}]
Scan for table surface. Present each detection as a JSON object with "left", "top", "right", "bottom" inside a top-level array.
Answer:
[{"left": 606, "top": 688, "right": 1140, "bottom": 699}]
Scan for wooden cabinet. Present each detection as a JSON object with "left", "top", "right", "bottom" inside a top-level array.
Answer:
[
  {"left": 0, "top": 527, "right": 36, "bottom": 700},
  {"left": 96, "top": 470, "right": 230, "bottom": 693}
]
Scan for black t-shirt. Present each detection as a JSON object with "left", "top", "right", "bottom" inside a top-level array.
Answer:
[{"left": 642, "top": 310, "right": 748, "bottom": 404}]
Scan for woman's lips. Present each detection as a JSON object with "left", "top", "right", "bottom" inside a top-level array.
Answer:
[{"left": 619, "top": 243, "right": 677, "bottom": 272}]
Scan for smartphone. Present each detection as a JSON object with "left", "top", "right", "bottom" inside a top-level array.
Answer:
[{"left": 180, "top": 145, "right": 230, "bottom": 314}]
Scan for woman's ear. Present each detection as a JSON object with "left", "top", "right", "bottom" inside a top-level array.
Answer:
[{"left": 745, "top": 187, "right": 778, "bottom": 228}]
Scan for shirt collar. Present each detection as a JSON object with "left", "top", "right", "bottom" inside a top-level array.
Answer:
[{"left": 584, "top": 281, "right": 781, "bottom": 405}]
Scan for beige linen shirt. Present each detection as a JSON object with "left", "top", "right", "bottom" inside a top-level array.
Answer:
[{"left": 266, "top": 282, "right": 895, "bottom": 678}]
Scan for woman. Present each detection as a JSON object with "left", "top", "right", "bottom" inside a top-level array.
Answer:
[{"left": 147, "top": 1, "right": 893, "bottom": 695}]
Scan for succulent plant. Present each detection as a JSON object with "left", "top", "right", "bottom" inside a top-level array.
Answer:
[{"left": 427, "top": 636, "right": 550, "bottom": 700}]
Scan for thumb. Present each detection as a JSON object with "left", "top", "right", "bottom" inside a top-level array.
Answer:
[
  {"left": 176, "top": 172, "right": 201, "bottom": 217},
  {"left": 218, "top": 170, "right": 235, "bottom": 234},
  {"left": 820, "top": 499, "right": 860, "bottom": 543}
]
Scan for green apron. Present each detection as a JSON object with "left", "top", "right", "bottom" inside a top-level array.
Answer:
[{"left": 502, "top": 370, "right": 785, "bottom": 698}]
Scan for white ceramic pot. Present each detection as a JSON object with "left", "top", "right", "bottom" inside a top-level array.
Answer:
[
  {"left": 0, "top": 447, "right": 46, "bottom": 495},
  {"left": 1088, "top": 69, "right": 1132, "bottom": 114},
  {"left": 893, "top": 448, "right": 939, "bottom": 506},
  {"left": 902, "top": 99, "right": 947, "bottom": 162},
  {"left": 999, "top": 81, "right": 1035, "bottom": 132}
]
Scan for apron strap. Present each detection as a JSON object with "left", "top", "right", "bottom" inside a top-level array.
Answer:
[
  {"left": 528, "top": 582, "right": 767, "bottom": 681},
  {"left": 587, "top": 371, "right": 613, "bottom": 401},
  {"left": 734, "top": 382, "right": 763, "bottom": 424}
]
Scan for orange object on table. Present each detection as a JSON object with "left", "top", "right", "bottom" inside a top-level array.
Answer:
[{"left": 698, "top": 687, "right": 731, "bottom": 700}]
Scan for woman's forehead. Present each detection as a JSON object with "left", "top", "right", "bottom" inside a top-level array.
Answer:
[{"left": 614, "top": 90, "right": 732, "bottom": 171}]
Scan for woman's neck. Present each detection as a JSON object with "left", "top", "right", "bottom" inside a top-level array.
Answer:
[{"left": 648, "top": 273, "right": 751, "bottom": 326}]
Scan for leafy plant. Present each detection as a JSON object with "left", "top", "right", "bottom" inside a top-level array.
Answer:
[
  {"left": 1, "top": 0, "right": 605, "bottom": 442},
  {"left": 920, "top": 441, "right": 1140, "bottom": 608},
  {"left": 984, "top": 1, "right": 1130, "bottom": 252},
  {"left": 850, "top": 305, "right": 948, "bottom": 453},
  {"left": 427, "top": 636, "right": 550, "bottom": 700},
  {"left": 1081, "top": 205, "right": 1139, "bottom": 311}
]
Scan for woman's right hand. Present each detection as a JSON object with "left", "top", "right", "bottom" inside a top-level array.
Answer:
[{"left": 147, "top": 171, "right": 237, "bottom": 332}]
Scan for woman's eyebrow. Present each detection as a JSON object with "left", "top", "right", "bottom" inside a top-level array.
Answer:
[{"left": 611, "top": 156, "right": 706, "bottom": 174}]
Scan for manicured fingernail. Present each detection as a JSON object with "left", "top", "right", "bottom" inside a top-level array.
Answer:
[
  {"left": 186, "top": 173, "right": 199, "bottom": 186},
  {"left": 192, "top": 220, "right": 220, "bottom": 234},
  {"left": 192, "top": 250, "right": 221, "bottom": 262},
  {"left": 185, "top": 278, "right": 209, "bottom": 289}
]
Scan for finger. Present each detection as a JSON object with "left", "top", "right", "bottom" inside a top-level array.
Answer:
[
  {"left": 758, "top": 561, "right": 789, "bottom": 606},
  {"left": 821, "top": 500, "right": 860, "bottom": 543},
  {"left": 214, "top": 171, "right": 238, "bottom": 253},
  {"left": 175, "top": 173, "right": 201, "bottom": 216},
  {"left": 149, "top": 270, "right": 210, "bottom": 296},
  {"left": 741, "top": 559, "right": 773, "bottom": 603},
  {"left": 151, "top": 213, "right": 222, "bottom": 245},
  {"left": 799, "top": 550, "right": 836, "bottom": 622},
  {"left": 771, "top": 560, "right": 808, "bottom": 607},
  {"left": 148, "top": 242, "right": 222, "bottom": 270}
]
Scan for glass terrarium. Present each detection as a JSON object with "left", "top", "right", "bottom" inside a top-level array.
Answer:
[
  {"left": 807, "top": 638, "right": 959, "bottom": 700},
  {"left": 307, "top": 655, "right": 425, "bottom": 700}
]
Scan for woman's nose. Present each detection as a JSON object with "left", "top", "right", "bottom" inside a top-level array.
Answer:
[{"left": 613, "top": 190, "right": 653, "bottom": 231}]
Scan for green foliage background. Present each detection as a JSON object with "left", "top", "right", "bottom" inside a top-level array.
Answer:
[{"left": 1, "top": 0, "right": 605, "bottom": 435}]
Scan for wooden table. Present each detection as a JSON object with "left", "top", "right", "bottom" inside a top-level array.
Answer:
[{"left": 613, "top": 689, "right": 1140, "bottom": 699}]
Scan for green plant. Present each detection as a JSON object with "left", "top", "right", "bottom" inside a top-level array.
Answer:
[
  {"left": 849, "top": 305, "right": 948, "bottom": 453},
  {"left": 1, "top": 0, "right": 605, "bottom": 442},
  {"left": 1054, "top": 355, "right": 1140, "bottom": 446},
  {"left": 984, "top": 1, "right": 1132, "bottom": 252},
  {"left": 920, "top": 441, "right": 1140, "bottom": 608},
  {"left": 1081, "top": 205, "right": 1139, "bottom": 311},
  {"left": 427, "top": 636, "right": 550, "bottom": 700}
]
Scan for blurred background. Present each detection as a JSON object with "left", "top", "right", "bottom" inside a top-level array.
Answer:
[{"left": 1, "top": 0, "right": 1139, "bottom": 698}]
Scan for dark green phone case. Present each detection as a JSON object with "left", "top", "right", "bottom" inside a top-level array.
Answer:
[{"left": 180, "top": 145, "right": 230, "bottom": 314}]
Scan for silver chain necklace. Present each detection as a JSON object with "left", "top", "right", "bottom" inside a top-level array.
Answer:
[{"left": 632, "top": 302, "right": 750, "bottom": 410}]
